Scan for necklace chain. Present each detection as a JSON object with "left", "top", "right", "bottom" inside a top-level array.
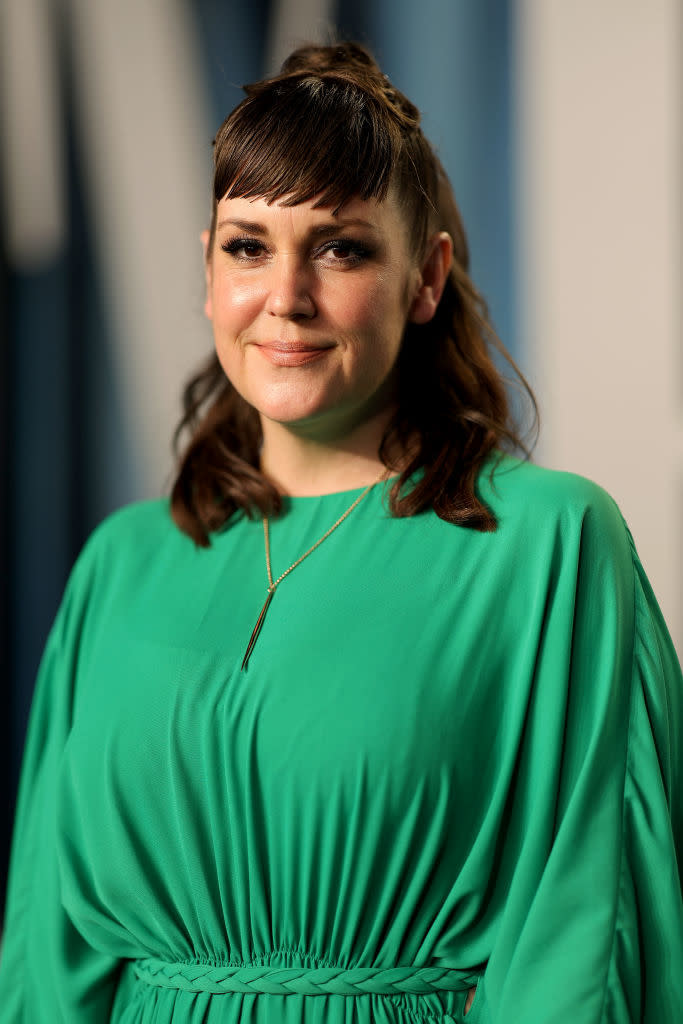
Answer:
[
  {"left": 240, "top": 474, "right": 384, "bottom": 671},
  {"left": 264, "top": 478, "right": 379, "bottom": 591}
]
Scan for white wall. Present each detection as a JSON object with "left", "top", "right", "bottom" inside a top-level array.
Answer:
[
  {"left": 65, "top": 0, "right": 214, "bottom": 494},
  {"left": 517, "top": 0, "right": 682, "bottom": 652}
]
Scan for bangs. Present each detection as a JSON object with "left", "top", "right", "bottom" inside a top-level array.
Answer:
[{"left": 213, "top": 76, "right": 398, "bottom": 212}]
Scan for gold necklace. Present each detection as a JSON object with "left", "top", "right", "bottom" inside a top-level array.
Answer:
[{"left": 240, "top": 475, "right": 384, "bottom": 670}]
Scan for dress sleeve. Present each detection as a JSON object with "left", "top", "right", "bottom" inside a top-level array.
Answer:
[
  {"left": 0, "top": 538, "right": 122, "bottom": 1022},
  {"left": 468, "top": 489, "right": 683, "bottom": 1024}
]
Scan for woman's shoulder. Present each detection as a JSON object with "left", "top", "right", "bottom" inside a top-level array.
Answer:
[
  {"left": 474, "top": 453, "right": 638, "bottom": 580},
  {"left": 69, "top": 497, "right": 193, "bottom": 588},
  {"left": 82, "top": 496, "right": 177, "bottom": 554},
  {"left": 482, "top": 453, "right": 626, "bottom": 532}
]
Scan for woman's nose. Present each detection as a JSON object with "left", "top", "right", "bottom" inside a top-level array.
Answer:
[{"left": 265, "top": 257, "right": 316, "bottom": 319}]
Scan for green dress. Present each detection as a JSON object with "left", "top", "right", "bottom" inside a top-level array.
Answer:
[{"left": 1, "top": 457, "right": 682, "bottom": 1022}]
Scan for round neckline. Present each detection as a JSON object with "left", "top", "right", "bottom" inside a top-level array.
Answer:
[{"left": 279, "top": 475, "right": 399, "bottom": 508}]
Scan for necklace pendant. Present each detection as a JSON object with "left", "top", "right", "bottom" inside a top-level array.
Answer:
[
  {"left": 241, "top": 475, "right": 383, "bottom": 673},
  {"left": 241, "top": 587, "right": 275, "bottom": 671}
]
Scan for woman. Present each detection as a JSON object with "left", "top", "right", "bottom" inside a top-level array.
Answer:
[{"left": 1, "top": 42, "right": 681, "bottom": 1024}]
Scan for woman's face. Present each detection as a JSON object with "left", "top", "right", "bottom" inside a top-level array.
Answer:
[{"left": 204, "top": 190, "right": 436, "bottom": 441}]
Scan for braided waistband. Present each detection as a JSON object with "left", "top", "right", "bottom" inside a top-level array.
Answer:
[{"left": 133, "top": 958, "right": 479, "bottom": 997}]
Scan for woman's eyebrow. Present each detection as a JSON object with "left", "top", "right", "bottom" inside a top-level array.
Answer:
[
  {"left": 308, "top": 218, "right": 379, "bottom": 236},
  {"left": 216, "top": 217, "right": 379, "bottom": 236},
  {"left": 217, "top": 218, "right": 267, "bottom": 234}
]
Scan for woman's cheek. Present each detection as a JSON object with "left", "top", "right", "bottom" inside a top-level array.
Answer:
[{"left": 213, "top": 277, "right": 266, "bottom": 327}]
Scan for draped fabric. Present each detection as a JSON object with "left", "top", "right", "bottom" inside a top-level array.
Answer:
[{"left": 1, "top": 458, "right": 681, "bottom": 1022}]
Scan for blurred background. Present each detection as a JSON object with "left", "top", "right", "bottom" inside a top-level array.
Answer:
[{"left": 1, "top": 0, "right": 681, "bottom": 908}]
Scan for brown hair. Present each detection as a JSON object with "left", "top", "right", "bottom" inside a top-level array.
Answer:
[{"left": 171, "top": 42, "right": 536, "bottom": 545}]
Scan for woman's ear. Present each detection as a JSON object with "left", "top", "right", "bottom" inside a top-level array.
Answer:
[
  {"left": 408, "top": 232, "right": 453, "bottom": 325},
  {"left": 201, "top": 229, "right": 212, "bottom": 320}
]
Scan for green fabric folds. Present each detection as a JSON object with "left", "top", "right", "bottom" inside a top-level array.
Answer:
[{"left": 1, "top": 456, "right": 682, "bottom": 1022}]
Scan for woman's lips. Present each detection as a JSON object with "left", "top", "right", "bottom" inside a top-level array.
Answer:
[{"left": 255, "top": 343, "right": 332, "bottom": 367}]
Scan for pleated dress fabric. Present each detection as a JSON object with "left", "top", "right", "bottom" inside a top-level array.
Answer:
[{"left": 1, "top": 456, "right": 682, "bottom": 1023}]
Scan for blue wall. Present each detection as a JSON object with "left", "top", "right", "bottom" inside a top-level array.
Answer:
[{"left": 337, "top": 0, "right": 517, "bottom": 356}]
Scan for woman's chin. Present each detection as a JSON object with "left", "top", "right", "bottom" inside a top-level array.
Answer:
[
  {"left": 252, "top": 385, "right": 396, "bottom": 440},
  {"left": 257, "top": 403, "right": 338, "bottom": 431},
  {"left": 253, "top": 388, "right": 344, "bottom": 430}
]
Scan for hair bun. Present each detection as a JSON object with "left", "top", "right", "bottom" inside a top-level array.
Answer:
[
  {"left": 276, "top": 42, "right": 420, "bottom": 130},
  {"left": 280, "top": 41, "right": 378, "bottom": 77}
]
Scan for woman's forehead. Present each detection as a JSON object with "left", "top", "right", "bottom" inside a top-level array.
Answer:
[{"left": 215, "top": 190, "right": 404, "bottom": 231}]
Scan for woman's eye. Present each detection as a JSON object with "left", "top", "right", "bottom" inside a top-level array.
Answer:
[
  {"left": 318, "top": 239, "right": 371, "bottom": 265},
  {"left": 221, "top": 237, "right": 266, "bottom": 260},
  {"left": 219, "top": 236, "right": 371, "bottom": 266}
]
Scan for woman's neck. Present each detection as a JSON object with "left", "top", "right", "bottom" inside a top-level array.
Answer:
[{"left": 259, "top": 411, "right": 403, "bottom": 497}]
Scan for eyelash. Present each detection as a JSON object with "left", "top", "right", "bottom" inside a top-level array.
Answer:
[
  {"left": 220, "top": 236, "right": 373, "bottom": 266},
  {"left": 221, "top": 237, "right": 265, "bottom": 260}
]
